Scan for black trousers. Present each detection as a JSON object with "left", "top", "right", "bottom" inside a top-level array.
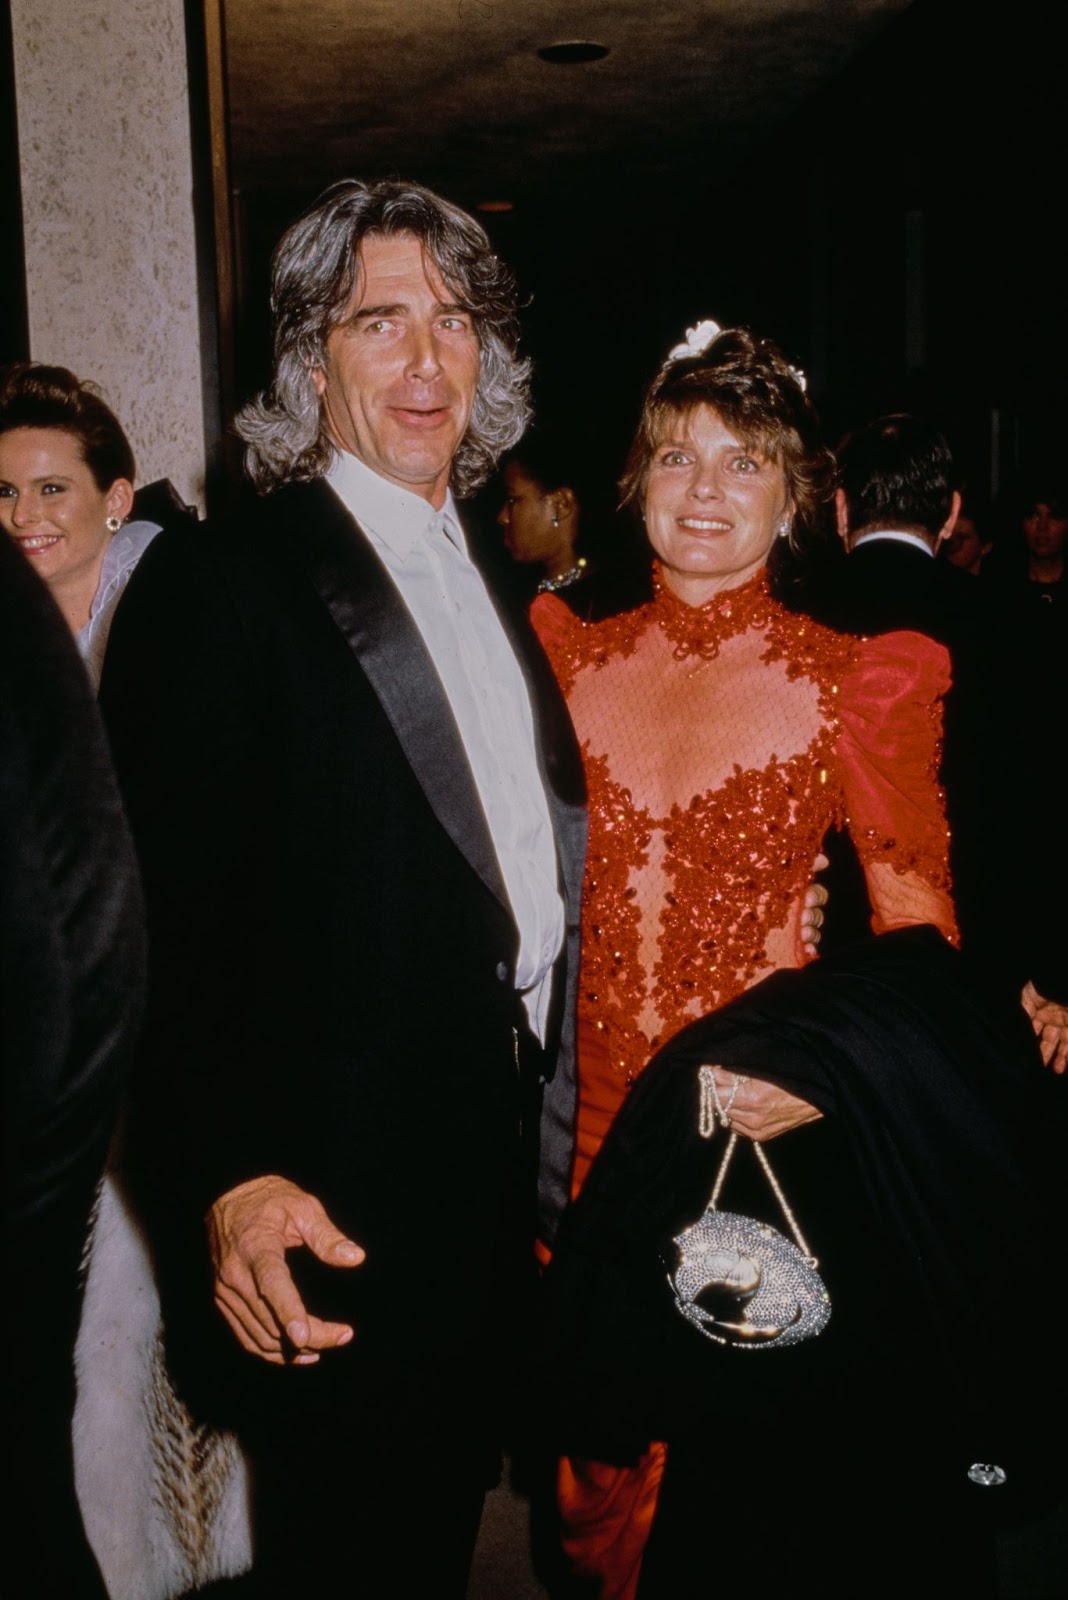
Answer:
[{"left": 227, "top": 1401, "right": 495, "bottom": 1598}]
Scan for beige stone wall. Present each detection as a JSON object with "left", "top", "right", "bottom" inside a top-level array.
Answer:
[{"left": 10, "top": 0, "right": 207, "bottom": 510}]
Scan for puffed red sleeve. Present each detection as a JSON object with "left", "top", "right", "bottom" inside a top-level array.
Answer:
[
  {"left": 530, "top": 591, "right": 584, "bottom": 695},
  {"left": 836, "top": 629, "right": 958, "bottom": 943}
]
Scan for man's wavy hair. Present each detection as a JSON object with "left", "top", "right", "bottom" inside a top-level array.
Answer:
[
  {"left": 235, "top": 179, "right": 531, "bottom": 496},
  {"left": 836, "top": 413, "right": 957, "bottom": 539},
  {"left": 619, "top": 327, "right": 834, "bottom": 559}
]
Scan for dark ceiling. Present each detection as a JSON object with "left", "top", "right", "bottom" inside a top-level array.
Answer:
[
  {"left": 217, "top": 0, "right": 1067, "bottom": 541},
  {"left": 223, "top": 0, "right": 911, "bottom": 207}
]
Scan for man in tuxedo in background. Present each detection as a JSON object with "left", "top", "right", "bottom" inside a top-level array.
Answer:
[
  {"left": 811, "top": 412, "right": 1068, "bottom": 1069},
  {"left": 830, "top": 411, "right": 965, "bottom": 633},
  {"left": 100, "top": 179, "right": 586, "bottom": 1595}
]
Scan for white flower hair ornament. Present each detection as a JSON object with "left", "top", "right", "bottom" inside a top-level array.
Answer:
[
  {"left": 664, "top": 317, "right": 809, "bottom": 394},
  {"left": 664, "top": 319, "right": 723, "bottom": 364}
]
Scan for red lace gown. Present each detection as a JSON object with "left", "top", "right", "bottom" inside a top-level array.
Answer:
[{"left": 532, "top": 567, "right": 957, "bottom": 1600}]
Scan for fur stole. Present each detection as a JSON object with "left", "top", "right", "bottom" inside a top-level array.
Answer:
[{"left": 74, "top": 1167, "right": 253, "bottom": 1598}]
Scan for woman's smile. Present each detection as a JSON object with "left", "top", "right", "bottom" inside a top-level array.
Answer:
[{"left": 643, "top": 406, "right": 790, "bottom": 605}]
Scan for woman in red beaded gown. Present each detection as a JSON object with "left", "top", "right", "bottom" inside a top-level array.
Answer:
[{"left": 531, "top": 322, "right": 958, "bottom": 1600}]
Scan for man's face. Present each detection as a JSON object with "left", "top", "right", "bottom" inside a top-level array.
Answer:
[{"left": 313, "top": 232, "right": 481, "bottom": 508}]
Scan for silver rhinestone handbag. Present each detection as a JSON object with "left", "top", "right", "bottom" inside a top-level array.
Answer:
[{"left": 667, "top": 1067, "right": 832, "bottom": 1350}]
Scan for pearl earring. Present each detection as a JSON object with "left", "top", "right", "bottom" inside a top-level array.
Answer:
[{"left": 105, "top": 515, "right": 122, "bottom": 534}]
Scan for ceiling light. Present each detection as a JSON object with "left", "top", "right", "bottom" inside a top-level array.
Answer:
[{"left": 537, "top": 40, "right": 609, "bottom": 64}]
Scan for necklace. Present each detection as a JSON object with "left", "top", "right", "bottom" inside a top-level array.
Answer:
[{"left": 537, "top": 558, "right": 588, "bottom": 594}]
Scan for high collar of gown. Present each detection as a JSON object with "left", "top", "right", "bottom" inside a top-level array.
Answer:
[{"left": 651, "top": 563, "right": 773, "bottom": 661}]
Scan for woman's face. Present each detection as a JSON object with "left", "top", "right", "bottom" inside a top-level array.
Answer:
[
  {"left": 643, "top": 405, "right": 791, "bottom": 605},
  {"left": 497, "top": 461, "right": 569, "bottom": 567},
  {"left": 0, "top": 427, "right": 131, "bottom": 598},
  {"left": 1022, "top": 500, "right": 1068, "bottom": 562}
]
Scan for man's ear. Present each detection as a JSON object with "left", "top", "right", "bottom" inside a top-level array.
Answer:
[
  {"left": 311, "top": 365, "right": 327, "bottom": 398},
  {"left": 935, "top": 490, "right": 961, "bottom": 550},
  {"left": 834, "top": 487, "right": 850, "bottom": 547}
]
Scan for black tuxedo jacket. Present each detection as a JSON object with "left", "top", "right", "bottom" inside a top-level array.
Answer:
[
  {"left": 99, "top": 476, "right": 586, "bottom": 1426},
  {"left": 805, "top": 535, "right": 979, "bottom": 649}
]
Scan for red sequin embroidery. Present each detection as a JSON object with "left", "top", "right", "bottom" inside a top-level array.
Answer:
[{"left": 534, "top": 568, "right": 955, "bottom": 1085}]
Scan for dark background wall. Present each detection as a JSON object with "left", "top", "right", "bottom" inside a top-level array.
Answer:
[
  {"left": 7, "top": 3, "right": 1050, "bottom": 547},
  {"left": 227, "top": 0, "right": 1063, "bottom": 575}
]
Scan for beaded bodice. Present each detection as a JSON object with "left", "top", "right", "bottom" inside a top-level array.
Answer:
[{"left": 533, "top": 570, "right": 955, "bottom": 1084}]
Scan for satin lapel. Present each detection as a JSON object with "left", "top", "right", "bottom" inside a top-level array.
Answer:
[{"left": 272, "top": 481, "right": 510, "bottom": 911}]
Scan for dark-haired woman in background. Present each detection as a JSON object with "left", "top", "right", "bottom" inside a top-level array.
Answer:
[
  {"left": 499, "top": 433, "right": 590, "bottom": 597},
  {"left": 532, "top": 319, "right": 962, "bottom": 1598},
  {"left": 1018, "top": 479, "right": 1067, "bottom": 600},
  {"left": 498, "top": 429, "right": 651, "bottom": 621},
  {"left": 0, "top": 362, "right": 164, "bottom": 686}
]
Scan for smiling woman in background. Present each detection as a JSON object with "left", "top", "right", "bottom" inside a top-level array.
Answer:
[{"left": 0, "top": 363, "right": 162, "bottom": 685}]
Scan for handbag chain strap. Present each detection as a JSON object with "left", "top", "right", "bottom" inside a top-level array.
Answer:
[{"left": 697, "top": 1066, "right": 816, "bottom": 1262}]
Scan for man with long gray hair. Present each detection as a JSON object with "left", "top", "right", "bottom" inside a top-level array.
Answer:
[{"left": 99, "top": 178, "right": 586, "bottom": 1594}]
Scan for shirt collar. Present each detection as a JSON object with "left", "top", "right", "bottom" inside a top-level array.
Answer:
[
  {"left": 91, "top": 520, "right": 162, "bottom": 613},
  {"left": 852, "top": 529, "right": 935, "bottom": 558},
  {"left": 326, "top": 449, "right": 466, "bottom": 559}
]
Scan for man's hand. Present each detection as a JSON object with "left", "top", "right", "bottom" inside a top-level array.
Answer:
[
  {"left": 1021, "top": 982, "right": 1068, "bottom": 1075},
  {"left": 706, "top": 1065, "right": 823, "bottom": 1142},
  {"left": 207, "top": 1175, "right": 365, "bottom": 1365},
  {"left": 799, "top": 851, "right": 829, "bottom": 959}
]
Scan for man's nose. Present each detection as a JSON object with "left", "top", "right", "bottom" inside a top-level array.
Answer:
[{"left": 404, "top": 325, "right": 444, "bottom": 380}]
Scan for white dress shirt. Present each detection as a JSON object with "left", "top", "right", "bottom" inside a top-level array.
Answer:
[
  {"left": 326, "top": 451, "right": 564, "bottom": 1040},
  {"left": 852, "top": 529, "right": 935, "bottom": 557}
]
